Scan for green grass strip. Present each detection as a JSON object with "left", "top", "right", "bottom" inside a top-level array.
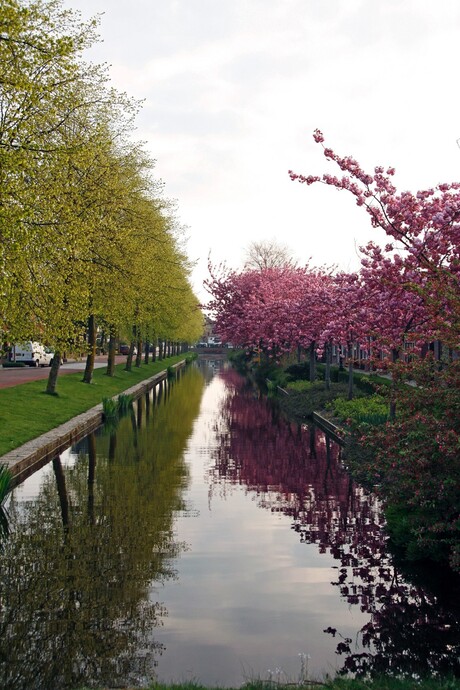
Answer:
[{"left": 0, "top": 355, "right": 185, "bottom": 457}]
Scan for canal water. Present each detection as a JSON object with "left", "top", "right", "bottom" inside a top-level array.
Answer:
[{"left": 1, "top": 358, "right": 459, "bottom": 689}]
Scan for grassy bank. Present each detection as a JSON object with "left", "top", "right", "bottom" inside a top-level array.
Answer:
[{"left": 0, "top": 354, "right": 189, "bottom": 457}]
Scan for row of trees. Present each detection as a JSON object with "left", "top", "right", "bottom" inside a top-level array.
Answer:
[
  {"left": 206, "top": 131, "right": 460, "bottom": 571},
  {"left": 1, "top": 0, "right": 203, "bottom": 392},
  {"left": 206, "top": 129, "right": 459, "bottom": 375}
]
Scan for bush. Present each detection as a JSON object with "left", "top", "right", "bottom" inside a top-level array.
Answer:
[
  {"left": 278, "top": 381, "right": 350, "bottom": 422},
  {"left": 327, "top": 394, "right": 389, "bottom": 426},
  {"left": 2, "top": 361, "right": 26, "bottom": 368},
  {"left": 102, "top": 397, "right": 118, "bottom": 420},
  {"left": 117, "top": 393, "right": 133, "bottom": 414},
  {"left": 227, "top": 349, "right": 251, "bottom": 373},
  {"left": 285, "top": 361, "right": 310, "bottom": 381},
  {"left": 347, "top": 360, "right": 460, "bottom": 572},
  {"left": 286, "top": 379, "right": 313, "bottom": 392},
  {"left": 0, "top": 465, "right": 11, "bottom": 505},
  {"left": 253, "top": 359, "right": 288, "bottom": 391}
]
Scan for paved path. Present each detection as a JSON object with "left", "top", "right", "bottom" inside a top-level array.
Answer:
[{"left": 0, "top": 355, "right": 127, "bottom": 389}]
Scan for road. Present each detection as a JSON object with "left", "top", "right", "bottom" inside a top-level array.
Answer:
[{"left": 0, "top": 355, "right": 127, "bottom": 390}]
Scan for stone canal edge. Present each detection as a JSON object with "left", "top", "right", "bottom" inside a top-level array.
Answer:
[{"left": 1, "top": 360, "right": 186, "bottom": 487}]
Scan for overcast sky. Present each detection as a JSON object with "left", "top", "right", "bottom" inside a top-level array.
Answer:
[{"left": 63, "top": 0, "right": 460, "bottom": 300}]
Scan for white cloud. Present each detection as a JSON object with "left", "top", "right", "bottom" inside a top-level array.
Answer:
[{"left": 65, "top": 0, "right": 460, "bottom": 300}]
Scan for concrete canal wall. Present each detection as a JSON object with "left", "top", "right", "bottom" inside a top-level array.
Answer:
[{"left": 2, "top": 360, "right": 186, "bottom": 487}]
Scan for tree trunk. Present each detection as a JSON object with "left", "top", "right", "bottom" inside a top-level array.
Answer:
[
  {"left": 162, "top": 340, "right": 167, "bottom": 359},
  {"left": 82, "top": 313, "right": 96, "bottom": 384},
  {"left": 135, "top": 333, "right": 142, "bottom": 367},
  {"left": 152, "top": 336, "right": 157, "bottom": 362},
  {"left": 389, "top": 348, "right": 399, "bottom": 421},
  {"left": 125, "top": 326, "right": 136, "bottom": 371},
  {"left": 99, "top": 329, "right": 106, "bottom": 354},
  {"left": 46, "top": 350, "right": 62, "bottom": 395},
  {"left": 347, "top": 340, "right": 354, "bottom": 400},
  {"left": 144, "top": 340, "right": 150, "bottom": 365},
  {"left": 158, "top": 339, "right": 163, "bottom": 361},
  {"left": 325, "top": 341, "right": 331, "bottom": 391},
  {"left": 309, "top": 341, "right": 316, "bottom": 382},
  {"left": 106, "top": 330, "right": 116, "bottom": 377}
]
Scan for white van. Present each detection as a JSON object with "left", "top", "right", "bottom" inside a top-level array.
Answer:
[{"left": 13, "top": 342, "right": 54, "bottom": 367}]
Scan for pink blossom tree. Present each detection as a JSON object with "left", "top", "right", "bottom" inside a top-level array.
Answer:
[{"left": 289, "top": 129, "right": 460, "bottom": 349}]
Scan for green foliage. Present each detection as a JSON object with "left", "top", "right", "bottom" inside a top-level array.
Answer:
[
  {"left": 346, "top": 359, "right": 460, "bottom": 572},
  {"left": 313, "top": 364, "right": 392, "bottom": 392},
  {"left": 227, "top": 348, "right": 252, "bottom": 374},
  {"left": 285, "top": 361, "right": 311, "bottom": 381},
  {"left": 102, "top": 397, "right": 118, "bottom": 420},
  {"left": 279, "top": 382, "right": 350, "bottom": 422},
  {"left": 0, "top": 0, "right": 203, "bottom": 372},
  {"left": 102, "top": 393, "right": 133, "bottom": 423},
  {"left": 0, "top": 465, "right": 11, "bottom": 505},
  {"left": 117, "top": 393, "right": 133, "bottom": 414},
  {"left": 286, "top": 379, "right": 314, "bottom": 392},
  {"left": 1, "top": 362, "right": 26, "bottom": 368},
  {"left": 253, "top": 359, "right": 288, "bottom": 390},
  {"left": 265, "top": 379, "right": 278, "bottom": 395},
  {"left": 185, "top": 353, "right": 198, "bottom": 364},
  {"left": 327, "top": 394, "right": 389, "bottom": 427}
]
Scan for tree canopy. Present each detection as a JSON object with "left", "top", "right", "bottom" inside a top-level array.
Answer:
[{"left": 0, "top": 0, "right": 203, "bottom": 390}]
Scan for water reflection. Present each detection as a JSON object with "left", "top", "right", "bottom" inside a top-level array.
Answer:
[
  {"left": 0, "top": 366, "right": 205, "bottom": 690},
  {"left": 209, "top": 367, "right": 460, "bottom": 678},
  {"left": 1, "top": 360, "right": 459, "bottom": 687}
]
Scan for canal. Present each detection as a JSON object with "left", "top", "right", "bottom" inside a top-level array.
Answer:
[{"left": 1, "top": 357, "right": 459, "bottom": 689}]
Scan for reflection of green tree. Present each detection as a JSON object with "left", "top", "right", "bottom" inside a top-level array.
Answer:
[{"left": 0, "top": 365, "right": 205, "bottom": 690}]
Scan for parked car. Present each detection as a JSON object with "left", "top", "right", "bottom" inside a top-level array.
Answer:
[
  {"left": 13, "top": 341, "right": 55, "bottom": 367},
  {"left": 119, "top": 343, "right": 137, "bottom": 356},
  {"left": 44, "top": 346, "right": 62, "bottom": 365}
]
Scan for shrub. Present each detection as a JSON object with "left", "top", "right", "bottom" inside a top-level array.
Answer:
[
  {"left": 117, "top": 393, "right": 133, "bottom": 414},
  {"left": 347, "top": 360, "right": 460, "bottom": 572},
  {"left": 102, "top": 397, "right": 118, "bottom": 420},
  {"left": 227, "top": 349, "right": 251, "bottom": 373},
  {"left": 2, "top": 361, "right": 26, "bottom": 368},
  {"left": 0, "top": 465, "right": 11, "bottom": 505},
  {"left": 285, "top": 361, "right": 310, "bottom": 381},
  {"left": 278, "top": 382, "right": 350, "bottom": 422},
  {"left": 328, "top": 394, "right": 389, "bottom": 426},
  {"left": 286, "top": 379, "right": 313, "bottom": 392}
]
